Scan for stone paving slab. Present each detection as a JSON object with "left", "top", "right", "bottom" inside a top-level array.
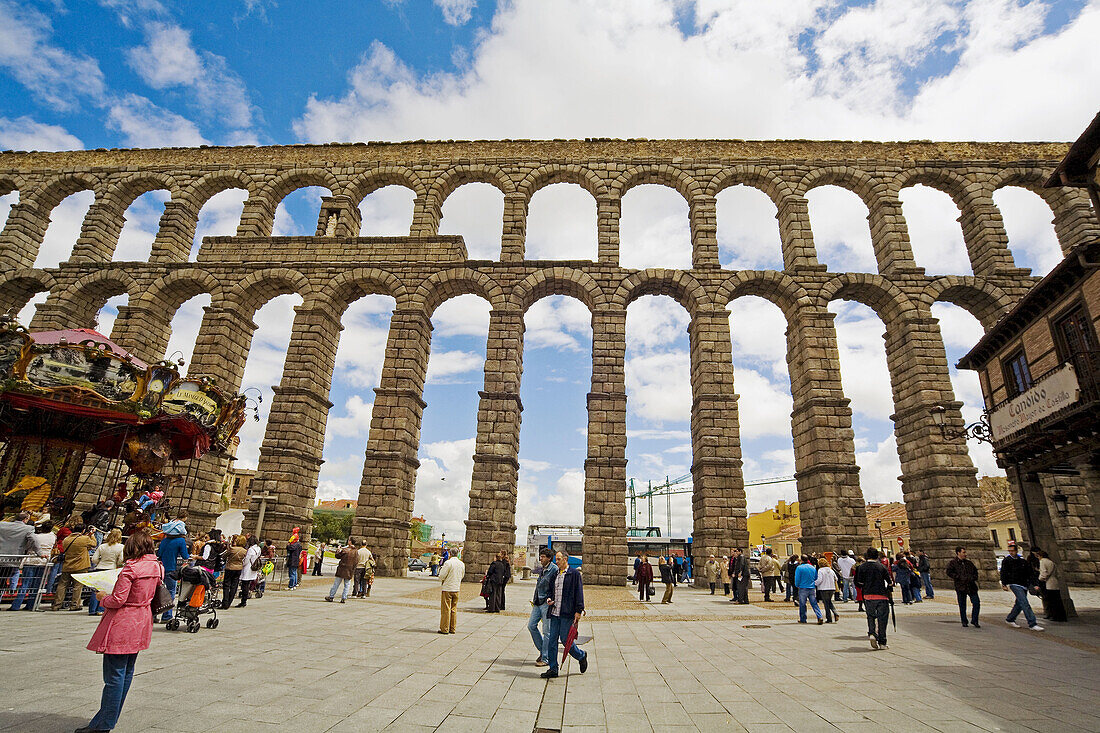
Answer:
[{"left": 1, "top": 576, "right": 1097, "bottom": 732}]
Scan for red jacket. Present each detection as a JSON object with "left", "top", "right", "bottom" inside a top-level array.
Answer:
[{"left": 87, "top": 554, "right": 162, "bottom": 655}]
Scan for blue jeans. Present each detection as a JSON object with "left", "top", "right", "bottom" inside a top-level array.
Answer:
[
  {"left": 898, "top": 576, "right": 913, "bottom": 603},
  {"left": 288, "top": 565, "right": 299, "bottom": 588},
  {"left": 1006, "top": 584, "right": 1037, "bottom": 627},
  {"left": 922, "top": 572, "right": 934, "bottom": 598},
  {"left": 527, "top": 602, "right": 550, "bottom": 661},
  {"left": 88, "top": 652, "right": 138, "bottom": 730},
  {"left": 797, "top": 587, "right": 822, "bottom": 622},
  {"left": 9, "top": 565, "right": 44, "bottom": 611},
  {"left": 546, "top": 613, "right": 587, "bottom": 674},
  {"left": 328, "top": 576, "right": 350, "bottom": 601},
  {"left": 161, "top": 574, "right": 177, "bottom": 621},
  {"left": 785, "top": 581, "right": 794, "bottom": 602},
  {"left": 956, "top": 588, "right": 979, "bottom": 625},
  {"left": 88, "top": 592, "right": 102, "bottom": 615},
  {"left": 842, "top": 577, "right": 854, "bottom": 601}
]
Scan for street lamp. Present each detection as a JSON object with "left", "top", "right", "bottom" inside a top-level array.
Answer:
[
  {"left": 929, "top": 405, "right": 994, "bottom": 444},
  {"left": 874, "top": 519, "right": 885, "bottom": 555},
  {"left": 760, "top": 534, "right": 766, "bottom": 551}
]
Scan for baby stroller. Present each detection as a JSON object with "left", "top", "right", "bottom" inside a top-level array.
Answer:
[{"left": 166, "top": 565, "right": 219, "bottom": 632}]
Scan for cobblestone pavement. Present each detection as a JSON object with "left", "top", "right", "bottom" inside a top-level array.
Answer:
[{"left": 2, "top": 575, "right": 1098, "bottom": 733}]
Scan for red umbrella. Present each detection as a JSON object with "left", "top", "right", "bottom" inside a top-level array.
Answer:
[{"left": 562, "top": 620, "right": 579, "bottom": 664}]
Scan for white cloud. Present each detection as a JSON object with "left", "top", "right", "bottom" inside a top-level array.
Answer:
[
  {"left": 900, "top": 184, "right": 971, "bottom": 275},
  {"left": 626, "top": 296, "right": 689, "bottom": 352},
  {"left": 106, "top": 93, "right": 208, "bottom": 148},
  {"left": 525, "top": 183, "right": 598, "bottom": 260},
  {"left": 435, "top": 0, "right": 476, "bottom": 26},
  {"left": 620, "top": 185, "right": 692, "bottom": 270},
  {"left": 127, "top": 21, "right": 254, "bottom": 130},
  {"left": 855, "top": 434, "right": 904, "bottom": 504},
  {"left": 993, "top": 186, "right": 1062, "bottom": 276},
  {"left": 0, "top": 116, "right": 82, "bottom": 151},
  {"left": 332, "top": 298, "right": 395, "bottom": 389},
  {"left": 426, "top": 349, "right": 484, "bottom": 383},
  {"left": 113, "top": 190, "right": 169, "bottom": 262},
  {"left": 358, "top": 185, "right": 416, "bottom": 236},
  {"left": 807, "top": 185, "right": 876, "bottom": 273},
  {"left": 525, "top": 296, "right": 592, "bottom": 351},
  {"left": 97, "top": 294, "right": 128, "bottom": 339},
  {"left": 734, "top": 368, "right": 793, "bottom": 438},
  {"left": 0, "top": 2, "right": 106, "bottom": 110},
  {"left": 728, "top": 296, "right": 789, "bottom": 373},
  {"left": 438, "top": 183, "right": 503, "bottom": 260},
  {"left": 830, "top": 300, "right": 894, "bottom": 419},
  {"left": 33, "top": 190, "right": 95, "bottom": 269},
  {"left": 164, "top": 293, "right": 210, "bottom": 370},
  {"left": 716, "top": 185, "right": 783, "bottom": 270},
  {"left": 515, "top": 468, "right": 586, "bottom": 537},
  {"left": 625, "top": 350, "right": 691, "bottom": 424},
  {"left": 413, "top": 437, "right": 478, "bottom": 539},
  {"left": 432, "top": 295, "right": 491, "bottom": 338},
  {"left": 325, "top": 395, "right": 375, "bottom": 440},
  {"left": 191, "top": 188, "right": 248, "bottom": 260}
]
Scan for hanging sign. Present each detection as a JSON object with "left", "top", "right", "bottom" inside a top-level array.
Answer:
[{"left": 989, "top": 364, "right": 1080, "bottom": 441}]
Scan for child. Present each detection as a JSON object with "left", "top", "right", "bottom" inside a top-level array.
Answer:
[{"left": 161, "top": 509, "right": 188, "bottom": 538}]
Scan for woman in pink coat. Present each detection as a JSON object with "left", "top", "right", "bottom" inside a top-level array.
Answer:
[{"left": 77, "top": 530, "right": 162, "bottom": 733}]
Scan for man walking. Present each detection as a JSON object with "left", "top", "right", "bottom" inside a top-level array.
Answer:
[
  {"left": 836, "top": 550, "right": 856, "bottom": 603},
  {"left": 438, "top": 549, "right": 464, "bottom": 634},
  {"left": 528, "top": 547, "right": 558, "bottom": 666},
  {"left": 945, "top": 545, "right": 981, "bottom": 628},
  {"left": 1000, "top": 540, "right": 1043, "bottom": 631},
  {"left": 286, "top": 534, "right": 303, "bottom": 589},
  {"left": 704, "top": 555, "right": 720, "bottom": 594},
  {"left": 728, "top": 548, "right": 750, "bottom": 604},
  {"left": 794, "top": 555, "right": 824, "bottom": 624},
  {"left": 916, "top": 549, "right": 934, "bottom": 599},
  {"left": 541, "top": 551, "right": 588, "bottom": 679},
  {"left": 311, "top": 542, "right": 325, "bottom": 576},
  {"left": 354, "top": 542, "right": 373, "bottom": 597},
  {"left": 659, "top": 557, "right": 676, "bottom": 604},
  {"left": 759, "top": 548, "right": 781, "bottom": 602},
  {"left": 854, "top": 548, "right": 892, "bottom": 649}
]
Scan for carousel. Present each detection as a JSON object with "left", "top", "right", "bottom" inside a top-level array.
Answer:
[{"left": 0, "top": 315, "right": 252, "bottom": 531}]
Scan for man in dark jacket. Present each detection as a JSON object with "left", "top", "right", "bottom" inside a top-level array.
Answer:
[
  {"left": 1000, "top": 540, "right": 1043, "bottom": 631},
  {"left": 542, "top": 551, "right": 588, "bottom": 679},
  {"left": 916, "top": 550, "right": 934, "bottom": 599},
  {"left": 529, "top": 547, "right": 558, "bottom": 666},
  {"left": 854, "top": 548, "right": 893, "bottom": 649},
  {"left": 945, "top": 545, "right": 981, "bottom": 628},
  {"left": 729, "top": 548, "right": 750, "bottom": 604},
  {"left": 785, "top": 555, "right": 799, "bottom": 602},
  {"left": 286, "top": 536, "right": 303, "bottom": 589}
]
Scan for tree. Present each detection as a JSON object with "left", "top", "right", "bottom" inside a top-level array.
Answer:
[
  {"left": 312, "top": 510, "right": 353, "bottom": 543},
  {"left": 978, "top": 475, "right": 1012, "bottom": 504}
]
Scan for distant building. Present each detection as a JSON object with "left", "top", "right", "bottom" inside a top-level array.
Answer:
[
  {"left": 225, "top": 467, "right": 256, "bottom": 510},
  {"left": 747, "top": 500, "right": 799, "bottom": 546},
  {"left": 316, "top": 499, "right": 357, "bottom": 511}
]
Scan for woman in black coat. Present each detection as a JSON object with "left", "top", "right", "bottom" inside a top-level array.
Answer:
[{"left": 486, "top": 551, "right": 510, "bottom": 613}]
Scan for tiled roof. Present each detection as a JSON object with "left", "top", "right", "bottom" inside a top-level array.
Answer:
[{"left": 984, "top": 501, "right": 1017, "bottom": 524}]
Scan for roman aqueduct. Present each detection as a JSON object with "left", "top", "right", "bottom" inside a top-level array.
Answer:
[{"left": 2, "top": 139, "right": 1097, "bottom": 584}]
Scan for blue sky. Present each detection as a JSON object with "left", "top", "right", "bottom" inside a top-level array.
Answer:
[{"left": 1, "top": 0, "right": 1096, "bottom": 540}]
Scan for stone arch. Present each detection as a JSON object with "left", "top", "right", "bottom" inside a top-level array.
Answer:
[
  {"left": 260, "top": 168, "right": 341, "bottom": 204},
  {"left": 428, "top": 164, "right": 516, "bottom": 207},
  {"left": 707, "top": 164, "right": 794, "bottom": 209},
  {"left": 893, "top": 168, "right": 971, "bottom": 207},
  {"left": 0, "top": 268, "right": 56, "bottom": 315},
  {"left": 0, "top": 174, "right": 25, "bottom": 199},
  {"left": 99, "top": 171, "right": 179, "bottom": 211},
  {"left": 612, "top": 269, "right": 710, "bottom": 316},
  {"left": 24, "top": 172, "right": 101, "bottom": 213},
  {"left": 52, "top": 269, "right": 137, "bottom": 329},
  {"left": 517, "top": 164, "right": 609, "bottom": 201},
  {"left": 414, "top": 267, "right": 508, "bottom": 317},
  {"left": 179, "top": 170, "right": 257, "bottom": 211},
  {"left": 717, "top": 270, "right": 811, "bottom": 321},
  {"left": 323, "top": 267, "right": 410, "bottom": 315},
  {"left": 818, "top": 272, "right": 915, "bottom": 326},
  {"left": 224, "top": 267, "right": 313, "bottom": 319},
  {"left": 611, "top": 164, "right": 700, "bottom": 201},
  {"left": 131, "top": 268, "right": 225, "bottom": 315},
  {"left": 510, "top": 267, "right": 607, "bottom": 313},
  {"left": 923, "top": 276, "right": 1014, "bottom": 331},
  {"left": 798, "top": 166, "right": 884, "bottom": 208},
  {"left": 345, "top": 166, "right": 426, "bottom": 204}
]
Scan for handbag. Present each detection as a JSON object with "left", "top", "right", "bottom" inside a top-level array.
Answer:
[
  {"left": 151, "top": 580, "right": 174, "bottom": 614},
  {"left": 251, "top": 554, "right": 263, "bottom": 571}
]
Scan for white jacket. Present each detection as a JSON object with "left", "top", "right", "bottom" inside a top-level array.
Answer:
[
  {"left": 240, "top": 544, "right": 263, "bottom": 582},
  {"left": 92, "top": 542, "right": 124, "bottom": 570},
  {"left": 438, "top": 557, "right": 464, "bottom": 592},
  {"left": 814, "top": 566, "right": 838, "bottom": 591}
]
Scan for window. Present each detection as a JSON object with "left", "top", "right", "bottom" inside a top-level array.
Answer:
[
  {"left": 785, "top": 544, "right": 793, "bottom": 556},
  {"left": 1002, "top": 348, "right": 1033, "bottom": 398},
  {"left": 1054, "top": 304, "right": 1096, "bottom": 359},
  {"left": 1008, "top": 527, "right": 1017, "bottom": 542},
  {"left": 990, "top": 529, "right": 1000, "bottom": 547}
]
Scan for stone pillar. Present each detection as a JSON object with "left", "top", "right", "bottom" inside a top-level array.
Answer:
[
  {"left": 785, "top": 307, "right": 869, "bottom": 553},
  {"left": 463, "top": 307, "right": 524, "bottom": 580},
  {"left": 689, "top": 195, "right": 720, "bottom": 268},
  {"left": 1051, "top": 190, "right": 1100, "bottom": 254},
  {"left": 353, "top": 307, "right": 432, "bottom": 576},
  {"left": 246, "top": 302, "right": 343, "bottom": 542},
  {"left": 500, "top": 192, "right": 528, "bottom": 262},
  {"left": 180, "top": 304, "right": 259, "bottom": 529},
  {"left": 410, "top": 194, "right": 441, "bottom": 237},
  {"left": 688, "top": 309, "right": 747, "bottom": 573},
  {"left": 884, "top": 314, "right": 997, "bottom": 583},
  {"left": 0, "top": 200, "right": 51, "bottom": 270},
  {"left": 237, "top": 195, "right": 277, "bottom": 237},
  {"left": 868, "top": 192, "right": 921, "bottom": 274},
  {"left": 584, "top": 308, "right": 628, "bottom": 585},
  {"left": 28, "top": 295, "right": 78, "bottom": 331},
  {"left": 596, "top": 196, "right": 620, "bottom": 265},
  {"left": 315, "top": 195, "right": 362, "bottom": 237},
  {"left": 775, "top": 194, "right": 822, "bottom": 271},
  {"left": 108, "top": 304, "right": 173, "bottom": 364},
  {"left": 957, "top": 192, "right": 1019, "bottom": 275},
  {"left": 149, "top": 200, "right": 200, "bottom": 262},
  {"left": 1034, "top": 472, "right": 1100, "bottom": 587},
  {"left": 69, "top": 197, "right": 125, "bottom": 262}
]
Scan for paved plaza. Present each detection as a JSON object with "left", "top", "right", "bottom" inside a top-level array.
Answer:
[{"left": 2, "top": 574, "right": 1098, "bottom": 733}]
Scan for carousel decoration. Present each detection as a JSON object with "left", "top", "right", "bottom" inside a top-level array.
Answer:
[{"left": 0, "top": 315, "right": 254, "bottom": 526}]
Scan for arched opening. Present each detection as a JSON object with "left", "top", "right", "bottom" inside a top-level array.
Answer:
[
  {"left": 191, "top": 189, "right": 248, "bottom": 261},
  {"left": 515, "top": 295, "right": 592, "bottom": 540},
  {"left": 33, "top": 190, "right": 94, "bottom": 269},
  {"left": 900, "top": 184, "right": 971, "bottom": 275},
  {"left": 625, "top": 295, "right": 691, "bottom": 535},
  {"left": 717, "top": 186, "right": 783, "bottom": 271},
  {"left": 728, "top": 296, "right": 796, "bottom": 512},
  {"left": 438, "top": 183, "right": 504, "bottom": 260},
  {"left": 95, "top": 294, "right": 129, "bottom": 338},
  {"left": 993, "top": 186, "right": 1062, "bottom": 275},
  {"left": 357, "top": 185, "right": 416, "bottom": 236},
  {"left": 16, "top": 291, "right": 48, "bottom": 325},
  {"left": 412, "top": 295, "right": 491, "bottom": 541},
  {"left": 114, "top": 190, "right": 169, "bottom": 262},
  {"left": 807, "top": 186, "right": 876, "bottom": 273},
  {"left": 273, "top": 186, "right": 330, "bottom": 236},
  {"left": 829, "top": 300, "right": 901, "bottom": 504},
  {"left": 0, "top": 189, "right": 17, "bottom": 230},
  {"left": 316, "top": 295, "right": 396, "bottom": 510},
  {"left": 525, "top": 184, "right": 598, "bottom": 260},
  {"left": 931, "top": 302, "right": 1002, "bottom": 480},
  {"left": 620, "top": 185, "right": 691, "bottom": 270},
  {"left": 233, "top": 294, "right": 304, "bottom": 470},
  {"left": 163, "top": 293, "right": 212, "bottom": 369}
]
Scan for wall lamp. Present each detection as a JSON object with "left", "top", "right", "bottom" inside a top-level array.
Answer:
[
  {"left": 1051, "top": 489, "right": 1070, "bottom": 516},
  {"left": 929, "top": 405, "right": 994, "bottom": 445}
]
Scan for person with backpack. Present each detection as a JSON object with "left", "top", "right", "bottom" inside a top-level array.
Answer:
[
  {"left": 325, "top": 539, "right": 358, "bottom": 603},
  {"left": 236, "top": 536, "right": 262, "bottom": 607}
]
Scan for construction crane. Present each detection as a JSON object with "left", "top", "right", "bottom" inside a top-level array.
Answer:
[{"left": 627, "top": 474, "right": 796, "bottom": 536}]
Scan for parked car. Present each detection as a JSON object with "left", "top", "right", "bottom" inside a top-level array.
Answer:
[{"left": 408, "top": 558, "right": 428, "bottom": 571}]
